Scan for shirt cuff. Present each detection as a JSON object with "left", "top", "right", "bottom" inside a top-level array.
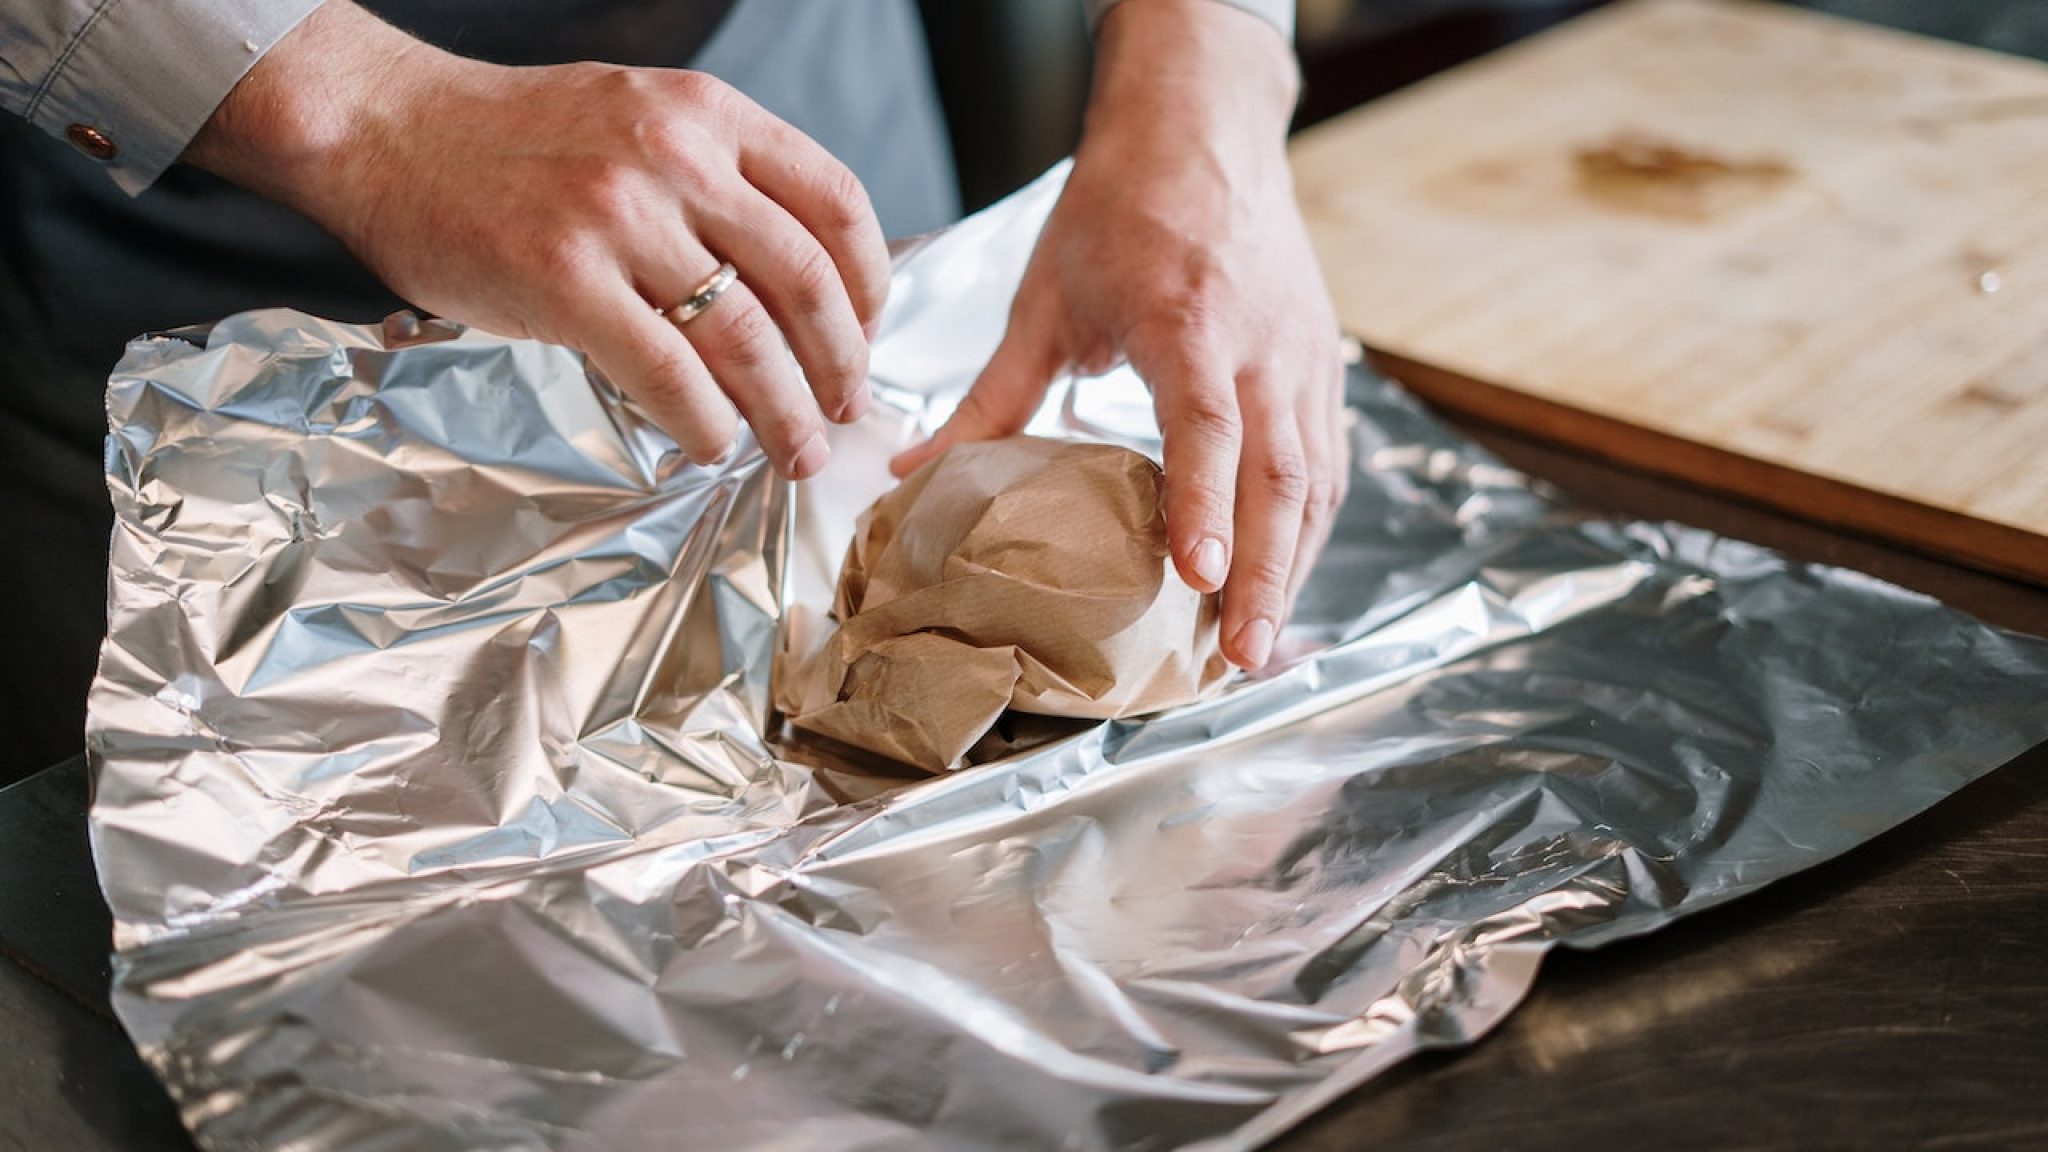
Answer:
[
  {"left": 1085, "top": 0, "right": 1294, "bottom": 41},
  {"left": 5, "top": 0, "right": 326, "bottom": 195}
]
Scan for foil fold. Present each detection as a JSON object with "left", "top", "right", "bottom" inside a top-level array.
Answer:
[{"left": 88, "top": 165, "right": 2048, "bottom": 1151}]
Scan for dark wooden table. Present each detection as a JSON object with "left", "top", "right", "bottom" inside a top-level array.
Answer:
[{"left": 4, "top": 414, "right": 2043, "bottom": 1152}]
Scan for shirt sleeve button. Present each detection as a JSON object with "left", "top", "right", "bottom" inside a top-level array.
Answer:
[{"left": 66, "top": 124, "right": 118, "bottom": 161}]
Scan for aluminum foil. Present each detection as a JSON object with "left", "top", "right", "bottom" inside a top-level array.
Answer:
[{"left": 88, "top": 165, "right": 2048, "bottom": 1151}]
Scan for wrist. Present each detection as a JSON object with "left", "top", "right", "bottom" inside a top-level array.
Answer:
[
  {"left": 183, "top": 2, "right": 449, "bottom": 240},
  {"left": 1086, "top": 0, "right": 1299, "bottom": 156}
]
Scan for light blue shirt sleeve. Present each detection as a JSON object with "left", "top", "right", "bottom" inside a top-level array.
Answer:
[
  {"left": 1085, "top": 0, "right": 1294, "bottom": 40},
  {"left": 1, "top": 0, "right": 326, "bottom": 194}
]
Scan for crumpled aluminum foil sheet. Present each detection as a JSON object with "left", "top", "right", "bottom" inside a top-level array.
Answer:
[{"left": 88, "top": 165, "right": 2048, "bottom": 1151}]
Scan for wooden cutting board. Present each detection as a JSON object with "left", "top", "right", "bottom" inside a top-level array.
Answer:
[{"left": 1291, "top": 0, "right": 2048, "bottom": 583}]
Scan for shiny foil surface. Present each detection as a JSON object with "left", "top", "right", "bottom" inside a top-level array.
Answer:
[{"left": 88, "top": 167, "right": 2048, "bottom": 1151}]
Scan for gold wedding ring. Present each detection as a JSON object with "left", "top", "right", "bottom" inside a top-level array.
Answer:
[{"left": 662, "top": 262, "right": 738, "bottom": 326}]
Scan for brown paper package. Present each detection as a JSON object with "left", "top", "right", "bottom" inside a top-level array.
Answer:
[{"left": 776, "top": 436, "right": 1230, "bottom": 773}]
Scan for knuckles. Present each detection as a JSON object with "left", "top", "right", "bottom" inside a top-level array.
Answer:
[
  {"left": 524, "top": 227, "right": 604, "bottom": 285},
  {"left": 811, "top": 341, "right": 869, "bottom": 408},
  {"left": 1240, "top": 554, "right": 1297, "bottom": 607},
  {"left": 670, "top": 71, "right": 750, "bottom": 143},
  {"left": 812, "top": 162, "right": 873, "bottom": 235},
  {"left": 582, "top": 67, "right": 735, "bottom": 183},
  {"left": 511, "top": 160, "right": 660, "bottom": 276},
  {"left": 1140, "top": 296, "right": 1225, "bottom": 355},
  {"left": 783, "top": 241, "right": 842, "bottom": 318},
  {"left": 1134, "top": 251, "right": 1234, "bottom": 343},
  {"left": 759, "top": 413, "right": 823, "bottom": 462},
  {"left": 1175, "top": 391, "right": 1243, "bottom": 445},
  {"left": 1303, "top": 474, "right": 1344, "bottom": 523},
  {"left": 1167, "top": 471, "right": 1236, "bottom": 531},
  {"left": 576, "top": 159, "right": 659, "bottom": 226},
  {"left": 1257, "top": 450, "right": 1312, "bottom": 506},
  {"left": 630, "top": 346, "right": 706, "bottom": 409},
  {"left": 696, "top": 300, "right": 782, "bottom": 370},
  {"left": 664, "top": 68, "right": 733, "bottom": 109},
  {"left": 594, "top": 65, "right": 735, "bottom": 128}
]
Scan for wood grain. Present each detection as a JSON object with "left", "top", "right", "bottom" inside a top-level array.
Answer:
[{"left": 1292, "top": 0, "right": 2048, "bottom": 583}]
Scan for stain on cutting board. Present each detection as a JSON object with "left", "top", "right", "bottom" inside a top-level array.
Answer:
[
  {"left": 1574, "top": 133, "right": 1796, "bottom": 220},
  {"left": 1293, "top": 0, "right": 2048, "bottom": 580},
  {"left": 1427, "top": 131, "right": 1799, "bottom": 225}
]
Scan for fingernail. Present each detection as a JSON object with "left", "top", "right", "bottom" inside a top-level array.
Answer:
[
  {"left": 837, "top": 387, "right": 871, "bottom": 423},
  {"left": 1234, "top": 618, "right": 1275, "bottom": 669},
  {"left": 1190, "top": 537, "right": 1228, "bottom": 591},
  {"left": 790, "top": 432, "right": 830, "bottom": 480}
]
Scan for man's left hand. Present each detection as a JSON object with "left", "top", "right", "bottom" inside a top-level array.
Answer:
[{"left": 891, "top": 0, "right": 1346, "bottom": 670}]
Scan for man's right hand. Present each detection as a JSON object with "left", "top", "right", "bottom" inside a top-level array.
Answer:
[{"left": 186, "top": 1, "right": 890, "bottom": 479}]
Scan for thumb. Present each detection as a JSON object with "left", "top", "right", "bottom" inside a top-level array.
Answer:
[{"left": 889, "top": 317, "right": 1065, "bottom": 478}]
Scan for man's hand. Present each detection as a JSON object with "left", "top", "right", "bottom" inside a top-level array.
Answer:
[
  {"left": 186, "top": 2, "right": 889, "bottom": 480},
  {"left": 890, "top": 0, "right": 1346, "bottom": 670}
]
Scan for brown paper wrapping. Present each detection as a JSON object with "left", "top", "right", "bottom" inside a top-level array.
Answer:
[{"left": 777, "top": 437, "right": 1229, "bottom": 772}]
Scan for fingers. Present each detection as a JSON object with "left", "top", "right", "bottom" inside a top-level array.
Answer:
[
  {"left": 581, "top": 211, "right": 832, "bottom": 478},
  {"left": 620, "top": 80, "right": 886, "bottom": 476},
  {"left": 564, "top": 280, "right": 738, "bottom": 467},
  {"left": 888, "top": 315, "right": 1064, "bottom": 478},
  {"left": 1131, "top": 328, "right": 1241, "bottom": 597},
  {"left": 697, "top": 188, "right": 872, "bottom": 424},
  {"left": 1286, "top": 347, "right": 1350, "bottom": 607},
  {"left": 1222, "top": 373, "right": 1310, "bottom": 670},
  {"left": 734, "top": 111, "right": 891, "bottom": 335},
  {"left": 663, "top": 271, "right": 831, "bottom": 480}
]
